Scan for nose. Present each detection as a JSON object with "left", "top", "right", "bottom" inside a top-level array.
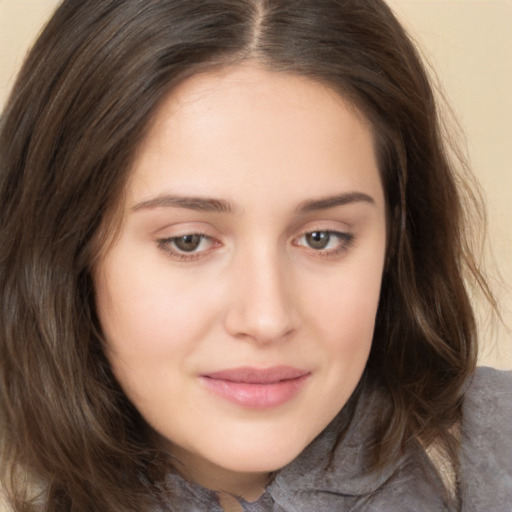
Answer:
[{"left": 223, "top": 245, "right": 298, "bottom": 344}]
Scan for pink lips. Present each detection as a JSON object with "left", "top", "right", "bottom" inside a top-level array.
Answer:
[{"left": 200, "top": 366, "right": 310, "bottom": 409}]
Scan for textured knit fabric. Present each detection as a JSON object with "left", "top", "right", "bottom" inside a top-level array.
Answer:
[{"left": 162, "top": 367, "right": 512, "bottom": 511}]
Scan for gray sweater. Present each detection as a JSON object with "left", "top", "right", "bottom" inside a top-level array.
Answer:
[{"left": 163, "top": 367, "right": 512, "bottom": 511}]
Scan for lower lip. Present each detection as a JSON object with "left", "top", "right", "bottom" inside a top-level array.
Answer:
[{"left": 199, "top": 374, "right": 310, "bottom": 409}]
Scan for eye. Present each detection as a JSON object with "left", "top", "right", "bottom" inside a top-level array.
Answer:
[
  {"left": 173, "top": 234, "right": 204, "bottom": 252},
  {"left": 294, "top": 230, "right": 354, "bottom": 256},
  {"left": 304, "top": 231, "right": 332, "bottom": 250},
  {"left": 157, "top": 233, "right": 218, "bottom": 261}
]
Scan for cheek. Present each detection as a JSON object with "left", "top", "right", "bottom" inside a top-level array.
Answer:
[
  {"left": 307, "top": 259, "right": 383, "bottom": 339},
  {"left": 300, "top": 250, "right": 384, "bottom": 388},
  {"left": 93, "top": 260, "right": 216, "bottom": 423},
  {"left": 93, "top": 254, "right": 221, "bottom": 397}
]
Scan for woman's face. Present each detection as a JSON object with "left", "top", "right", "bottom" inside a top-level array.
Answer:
[{"left": 94, "top": 64, "right": 387, "bottom": 488}]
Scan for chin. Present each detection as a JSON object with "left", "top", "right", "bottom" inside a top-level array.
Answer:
[{"left": 209, "top": 433, "right": 310, "bottom": 474}]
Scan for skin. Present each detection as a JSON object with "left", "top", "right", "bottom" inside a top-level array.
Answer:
[{"left": 94, "top": 64, "right": 387, "bottom": 507}]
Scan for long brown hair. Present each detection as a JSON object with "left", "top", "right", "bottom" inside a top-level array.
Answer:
[{"left": 0, "top": 0, "right": 490, "bottom": 509}]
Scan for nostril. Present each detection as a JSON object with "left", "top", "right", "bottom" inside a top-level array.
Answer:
[{"left": 223, "top": 293, "right": 297, "bottom": 344}]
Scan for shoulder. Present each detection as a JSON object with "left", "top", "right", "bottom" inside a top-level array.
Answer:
[
  {"left": 461, "top": 366, "right": 512, "bottom": 437},
  {"left": 464, "top": 365, "right": 512, "bottom": 405},
  {"left": 462, "top": 366, "right": 512, "bottom": 432},
  {"left": 459, "top": 366, "right": 512, "bottom": 512}
]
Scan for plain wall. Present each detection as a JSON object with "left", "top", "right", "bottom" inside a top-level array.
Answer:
[{"left": 1, "top": 0, "right": 511, "bottom": 369}]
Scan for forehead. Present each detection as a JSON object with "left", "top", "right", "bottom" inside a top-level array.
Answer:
[{"left": 127, "top": 63, "right": 383, "bottom": 211}]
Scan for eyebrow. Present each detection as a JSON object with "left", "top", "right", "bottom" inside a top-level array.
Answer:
[
  {"left": 295, "top": 192, "right": 375, "bottom": 213},
  {"left": 131, "top": 191, "right": 375, "bottom": 214},
  {"left": 132, "top": 195, "right": 233, "bottom": 213}
]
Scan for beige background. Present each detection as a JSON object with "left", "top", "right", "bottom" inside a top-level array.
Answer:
[{"left": 1, "top": 0, "right": 511, "bottom": 369}]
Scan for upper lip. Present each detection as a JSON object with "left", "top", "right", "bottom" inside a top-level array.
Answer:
[{"left": 202, "top": 366, "right": 309, "bottom": 384}]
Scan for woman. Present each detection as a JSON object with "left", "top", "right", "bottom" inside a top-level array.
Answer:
[{"left": 0, "top": 1, "right": 510, "bottom": 511}]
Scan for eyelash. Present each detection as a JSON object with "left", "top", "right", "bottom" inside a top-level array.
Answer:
[
  {"left": 157, "top": 232, "right": 217, "bottom": 262},
  {"left": 157, "top": 229, "right": 355, "bottom": 262},
  {"left": 293, "top": 229, "right": 355, "bottom": 259}
]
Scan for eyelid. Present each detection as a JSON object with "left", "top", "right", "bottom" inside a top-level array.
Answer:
[
  {"left": 154, "top": 222, "right": 355, "bottom": 262},
  {"left": 152, "top": 220, "right": 217, "bottom": 237},
  {"left": 292, "top": 227, "right": 355, "bottom": 259},
  {"left": 155, "top": 222, "right": 223, "bottom": 262},
  {"left": 157, "top": 233, "right": 222, "bottom": 262}
]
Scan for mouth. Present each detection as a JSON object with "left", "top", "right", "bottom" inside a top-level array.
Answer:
[{"left": 199, "top": 366, "right": 311, "bottom": 409}]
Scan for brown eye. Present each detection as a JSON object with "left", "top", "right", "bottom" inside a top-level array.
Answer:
[
  {"left": 158, "top": 232, "right": 219, "bottom": 261},
  {"left": 305, "top": 231, "right": 331, "bottom": 250},
  {"left": 294, "top": 230, "right": 355, "bottom": 257},
  {"left": 173, "top": 234, "right": 203, "bottom": 252}
]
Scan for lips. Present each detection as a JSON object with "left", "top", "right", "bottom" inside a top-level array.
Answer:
[{"left": 199, "top": 366, "right": 310, "bottom": 409}]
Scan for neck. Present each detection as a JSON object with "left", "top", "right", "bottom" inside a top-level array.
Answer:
[
  {"left": 217, "top": 492, "right": 244, "bottom": 512},
  {"left": 170, "top": 445, "right": 270, "bottom": 502}
]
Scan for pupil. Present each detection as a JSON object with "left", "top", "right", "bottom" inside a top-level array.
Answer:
[
  {"left": 306, "top": 231, "right": 330, "bottom": 249},
  {"left": 175, "top": 234, "right": 201, "bottom": 252}
]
